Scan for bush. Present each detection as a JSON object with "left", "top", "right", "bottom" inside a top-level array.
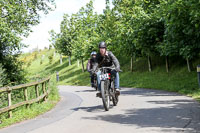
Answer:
[
  {"left": 1, "top": 55, "right": 27, "bottom": 85},
  {"left": 48, "top": 54, "right": 53, "bottom": 64}
]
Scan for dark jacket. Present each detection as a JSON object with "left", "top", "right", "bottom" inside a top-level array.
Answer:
[
  {"left": 93, "top": 51, "right": 120, "bottom": 72},
  {"left": 87, "top": 58, "right": 95, "bottom": 72}
]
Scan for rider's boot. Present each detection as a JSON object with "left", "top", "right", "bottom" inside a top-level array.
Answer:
[
  {"left": 115, "top": 88, "right": 120, "bottom": 96},
  {"left": 96, "top": 91, "right": 102, "bottom": 98},
  {"left": 91, "top": 83, "right": 94, "bottom": 87}
]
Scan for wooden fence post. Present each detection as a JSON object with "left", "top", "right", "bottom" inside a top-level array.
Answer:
[
  {"left": 42, "top": 83, "right": 46, "bottom": 101},
  {"left": 8, "top": 90, "right": 12, "bottom": 118},
  {"left": 35, "top": 85, "right": 39, "bottom": 98},
  {"left": 24, "top": 88, "right": 29, "bottom": 108},
  {"left": 45, "top": 81, "right": 48, "bottom": 98},
  {"left": 35, "top": 84, "right": 40, "bottom": 103}
]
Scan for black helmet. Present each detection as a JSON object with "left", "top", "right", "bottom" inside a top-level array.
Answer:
[{"left": 98, "top": 41, "right": 107, "bottom": 48}]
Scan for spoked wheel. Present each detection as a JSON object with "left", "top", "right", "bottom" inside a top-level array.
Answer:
[
  {"left": 101, "top": 80, "right": 110, "bottom": 111},
  {"left": 111, "top": 81, "right": 118, "bottom": 106}
]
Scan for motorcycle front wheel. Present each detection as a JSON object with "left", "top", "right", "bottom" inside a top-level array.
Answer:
[{"left": 101, "top": 80, "right": 110, "bottom": 111}]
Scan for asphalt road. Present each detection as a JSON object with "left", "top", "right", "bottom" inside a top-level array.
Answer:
[{"left": 1, "top": 86, "right": 200, "bottom": 133}]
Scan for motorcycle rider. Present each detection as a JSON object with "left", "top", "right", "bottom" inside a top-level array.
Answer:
[
  {"left": 92, "top": 41, "right": 121, "bottom": 97},
  {"left": 87, "top": 51, "right": 97, "bottom": 87}
]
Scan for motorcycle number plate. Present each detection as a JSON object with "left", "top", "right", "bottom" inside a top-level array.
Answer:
[{"left": 100, "top": 73, "right": 109, "bottom": 80}]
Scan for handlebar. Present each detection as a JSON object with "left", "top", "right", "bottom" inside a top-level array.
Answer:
[
  {"left": 99, "top": 67, "right": 122, "bottom": 72},
  {"left": 99, "top": 67, "right": 115, "bottom": 70}
]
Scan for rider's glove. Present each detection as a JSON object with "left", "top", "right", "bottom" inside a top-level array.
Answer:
[
  {"left": 115, "top": 67, "right": 121, "bottom": 72},
  {"left": 91, "top": 70, "right": 95, "bottom": 75}
]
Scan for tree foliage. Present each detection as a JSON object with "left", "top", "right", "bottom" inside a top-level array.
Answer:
[
  {"left": 51, "top": 0, "right": 200, "bottom": 72},
  {"left": 0, "top": 0, "right": 55, "bottom": 85}
]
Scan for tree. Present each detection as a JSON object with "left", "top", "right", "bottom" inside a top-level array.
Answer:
[
  {"left": 0, "top": 0, "right": 55, "bottom": 85},
  {"left": 59, "top": 14, "right": 74, "bottom": 65},
  {"left": 113, "top": 0, "right": 141, "bottom": 72},
  {"left": 134, "top": 0, "right": 164, "bottom": 72},
  {"left": 48, "top": 30, "right": 63, "bottom": 64},
  {"left": 158, "top": 0, "right": 200, "bottom": 72},
  {"left": 113, "top": 0, "right": 164, "bottom": 72},
  {"left": 51, "top": 0, "right": 200, "bottom": 74},
  {"left": 71, "top": 1, "right": 97, "bottom": 72}
]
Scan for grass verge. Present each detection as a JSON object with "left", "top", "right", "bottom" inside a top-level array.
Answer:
[{"left": 0, "top": 76, "right": 60, "bottom": 129}]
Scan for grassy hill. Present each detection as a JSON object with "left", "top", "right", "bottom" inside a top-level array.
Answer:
[
  {"left": 20, "top": 48, "right": 200, "bottom": 101},
  {"left": 0, "top": 49, "right": 60, "bottom": 129}
]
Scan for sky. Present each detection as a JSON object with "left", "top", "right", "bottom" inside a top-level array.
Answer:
[{"left": 22, "top": 0, "right": 106, "bottom": 53}]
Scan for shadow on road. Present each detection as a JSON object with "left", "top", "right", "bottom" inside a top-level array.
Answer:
[
  {"left": 82, "top": 105, "right": 199, "bottom": 132},
  {"left": 83, "top": 107, "right": 189, "bottom": 126},
  {"left": 75, "top": 89, "right": 96, "bottom": 93},
  {"left": 72, "top": 105, "right": 104, "bottom": 112},
  {"left": 79, "top": 88, "right": 200, "bottom": 132},
  {"left": 121, "top": 88, "right": 181, "bottom": 97}
]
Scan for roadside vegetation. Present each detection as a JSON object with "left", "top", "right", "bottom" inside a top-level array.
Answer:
[
  {"left": 0, "top": 0, "right": 59, "bottom": 129},
  {"left": 47, "top": 0, "right": 200, "bottom": 100},
  {"left": 0, "top": 49, "right": 59, "bottom": 129},
  {"left": 20, "top": 49, "right": 200, "bottom": 102},
  {"left": 1, "top": 46, "right": 199, "bottom": 128}
]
